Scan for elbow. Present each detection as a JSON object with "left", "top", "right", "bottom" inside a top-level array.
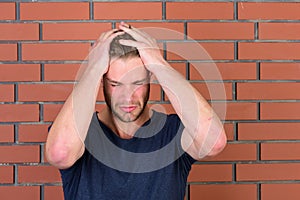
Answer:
[
  {"left": 207, "top": 129, "right": 227, "bottom": 157},
  {"left": 46, "top": 142, "right": 75, "bottom": 169}
]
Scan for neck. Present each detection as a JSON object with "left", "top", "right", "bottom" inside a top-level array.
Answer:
[{"left": 98, "top": 106, "right": 152, "bottom": 139}]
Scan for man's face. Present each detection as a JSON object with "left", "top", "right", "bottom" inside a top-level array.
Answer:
[{"left": 103, "top": 57, "right": 150, "bottom": 123}]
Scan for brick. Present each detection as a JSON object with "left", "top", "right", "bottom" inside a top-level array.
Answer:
[
  {"left": 18, "top": 124, "right": 49, "bottom": 143},
  {"left": 261, "top": 103, "right": 300, "bottom": 120},
  {"left": 0, "top": 84, "right": 14, "bottom": 102},
  {"left": 18, "top": 165, "right": 61, "bottom": 183},
  {"left": 0, "top": 64, "right": 40, "bottom": 82},
  {"left": 44, "top": 63, "right": 80, "bottom": 81},
  {"left": 44, "top": 186, "right": 64, "bottom": 200},
  {"left": 224, "top": 123, "right": 234, "bottom": 141},
  {"left": 0, "top": 44, "right": 17, "bottom": 61},
  {"left": 20, "top": 2, "right": 89, "bottom": 20},
  {"left": 238, "top": 2, "right": 300, "bottom": 20},
  {"left": 19, "top": 84, "right": 73, "bottom": 102},
  {"left": 262, "top": 184, "right": 300, "bottom": 200},
  {"left": 190, "top": 62, "right": 257, "bottom": 80},
  {"left": 43, "top": 104, "right": 63, "bottom": 122},
  {"left": 119, "top": 22, "right": 185, "bottom": 40},
  {"left": 261, "top": 143, "right": 300, "bottom": 161},
  {"left": 239, "top": 42, "right": 300, "bottom": 60},
  {"left": 188, "top": 22, "right": 254, "bottom": 40},
  {"left": 204, "top": 143, "right": 257, "bottom": 162},
  {"left": 149, "top": 84, "right": 162, "bottom": 102},
  {"left": 0, "top": 186, "right": 39, "bottom": 200},
  {"left": 214, "top": 102, "right": 257, "bottom": 121},
  {"left": 0, "top": 3, "right": 15, "bottom": 20},
  {"left": 0, "top": 125, "right": 14, "bottom": 143},
  {"left": 43, "top": 22, "right": 111, "bottom": 41},
  {"left": 22, "top": 43, "right": 90, "bottom": 61},
  {"left": 167, "top": 42, "right": 234, "bottom": 60},
  {"left": 188, "top": 164, "right": 232, "bottom": 182},
  {"left": 260, "top": 63, "right": 300, "bottom": 80},
  {"left": 0, "top": 104, "right": 39, "bottom": 122},
  {"left": 259, "top": 23, "right": 300, "bottom": 40},
  {"left": 191, "top": 82, "right": 232, "bottom": 100},
  {"left": 0, "top": 165, "right": 13, "bottom": 183},
  {"left": 166, "top": 2, "right": 233, "bottom": 20},
  {"left": 0, "top": 145, "right": 39, "bottom": 163},
  {"left": 94, "top": 2, "right": 162, "bottom": 20},
  {"left": 169, "top": 63, "right": 186, "bottom": 78},
  {"left": 238, "top": 122, "right": 300, "bottom": 141},
  {"left": 0, "top": 23, "right": 39, "bottom": 41},
  {"left": 237, "top": 82, "right": 300, "bottom": 100},
  {"left": 237, "top": 163, "right": 300, "bottom": 181},
  {"left": 190, "top": 184, "right": 256, "bottom": 200}
]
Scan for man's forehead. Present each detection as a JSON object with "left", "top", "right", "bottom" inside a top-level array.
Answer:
[{"left": 107, "top": 57, "right": 148, "bottom": 80}]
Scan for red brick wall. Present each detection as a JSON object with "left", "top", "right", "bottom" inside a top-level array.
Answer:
[{"left": 0, "top": 1, "right": 299, "bottom": 200}]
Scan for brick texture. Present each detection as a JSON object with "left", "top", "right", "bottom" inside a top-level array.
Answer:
[
  {"left": 190, "top": 184, "right": 256, "bottom": 200},
  {"left": 262, "top": 184, "right": 300, "bottom": 200},
  {"left": 188, "top": 22, "right": 254, "bottom": 40},
  {"left": 237, "top": 163, "right": 300, "bottom": 181},
  {"left": 0, "top": 84, "right": 14, "bottom": 102},
  {"left": 239, "top": 42, "right": 300, "bottom": 60},
  {"left": 260, "top": 63, "right": 300, "bottom": 80},
  {"left": 0, "top": 23, "right": 39, "bottom": 41},
  {"left": 0, "top": 125, "right": 14, "bottom": 143},
  {"left": 94, "top": 2, "right": 162, "bottom": 20},
  {"left": 166, "top": 2, "right": 233, "bottom": 20},
  {"left": 0, "top": 186, "right": 40, "bottom": 200},
  {"left": 0, "top": 64, "right": 40, "bottom": 82},
  {"left": 1, "top": 1, "right": 299, "bottom": 200},
  {"left": 44, "top": 186, "right": 64, "bottom": 200},
  {"left": 238, "top": 2, "right": 300, "bottom": 20},
  {"left": 0, "top": 145, "right": 40, "bottom": 163},
  {"left": 18, "top": 165, "right": 61, "bottom": 183},
  {"left": 0, "top": 3, "right": 15, "bottom": 20},
  {"left": 43, "top": 22, "right": 111, "bottom": 41},
  {"left": 0, "top": 166, "right": 14, "bottom": 183},
  {"left": 22, "top": 43, "right": 90, "bottom": 61},
  {"left": 20, "top": 2, "right": 89, "bottom": 20},
  {"left": 0, "top": 44, "right": 17, "bottom": 61},
  {"left": 259, "top": 23, "right": 300, "bottom": 40}
]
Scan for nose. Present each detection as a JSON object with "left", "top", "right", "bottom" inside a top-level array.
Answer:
[{"left": 121, "top": 84, "right": 137, "bottom": 102}]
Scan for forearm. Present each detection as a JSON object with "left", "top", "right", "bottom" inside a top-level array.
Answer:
[
  {"left": 149, "top": 62, "right": 226, "bottom": 158},
  {"left": 46, "top": 64, "right": 105, "bottom": 168}
]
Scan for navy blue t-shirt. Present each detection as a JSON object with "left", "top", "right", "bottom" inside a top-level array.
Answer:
[{"left": 60, "top": 111, "right": 196, "bottom": 200}]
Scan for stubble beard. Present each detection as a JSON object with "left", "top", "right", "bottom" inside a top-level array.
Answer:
[{"left": 103, "top": 84, "right": 150, "bottom": 123}]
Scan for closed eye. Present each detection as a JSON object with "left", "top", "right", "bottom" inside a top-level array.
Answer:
[
  {"left": 133, "top": 78, "right": 149, "bottom": 86},
  {"left": 134, "top": 81, "right": 145, "bottom": 85},
  {"left": 108, "top": 82, "right": 119, "bottom": 86}
]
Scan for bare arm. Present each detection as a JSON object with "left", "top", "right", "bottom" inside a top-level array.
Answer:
[
  {"left": 45, "top": 30, "right": 123, "bottom": 169},
  {"left": 118, "top": 23, "right": 227, "bottom": 160}
]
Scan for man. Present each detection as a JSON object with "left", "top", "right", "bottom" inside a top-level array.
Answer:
[{"left": 46, "top": 22, "right": 227, "bottom": 200}]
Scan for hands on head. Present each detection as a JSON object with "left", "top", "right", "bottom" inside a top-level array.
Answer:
[{"left": 88, "top": 22, "right": 164, "bottom": 75}]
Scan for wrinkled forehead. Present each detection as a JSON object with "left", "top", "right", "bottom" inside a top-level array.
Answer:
[{"left": 106, "top": 57, "right": 149, "bottom": 82}]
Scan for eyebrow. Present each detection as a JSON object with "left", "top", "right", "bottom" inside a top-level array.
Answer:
[{"left": 105, "top": 77, "right": 149, "bottom": 85}]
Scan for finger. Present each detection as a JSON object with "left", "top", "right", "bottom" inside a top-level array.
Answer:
[
  {"left": 98, "top": 28, "right": 121, "bottom": 42},
  {"left": 119, "top": 26, "right": 150, "bottom": 44},
  {"left": 119, "top": 39, "right": 147, "bottom": 49},
  {"left": 120, "top": 21, "right": 131, "bottom": 29},
  {"left": 91, "top": 30, "right": 124, "bottom": 51},
  {"left": 119, "top": 24, "right": 156, "bottom": 45}
]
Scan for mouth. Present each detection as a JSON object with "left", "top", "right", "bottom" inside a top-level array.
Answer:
[{"left": 119, "top": 105, "right": 138, "bottom": 113}]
